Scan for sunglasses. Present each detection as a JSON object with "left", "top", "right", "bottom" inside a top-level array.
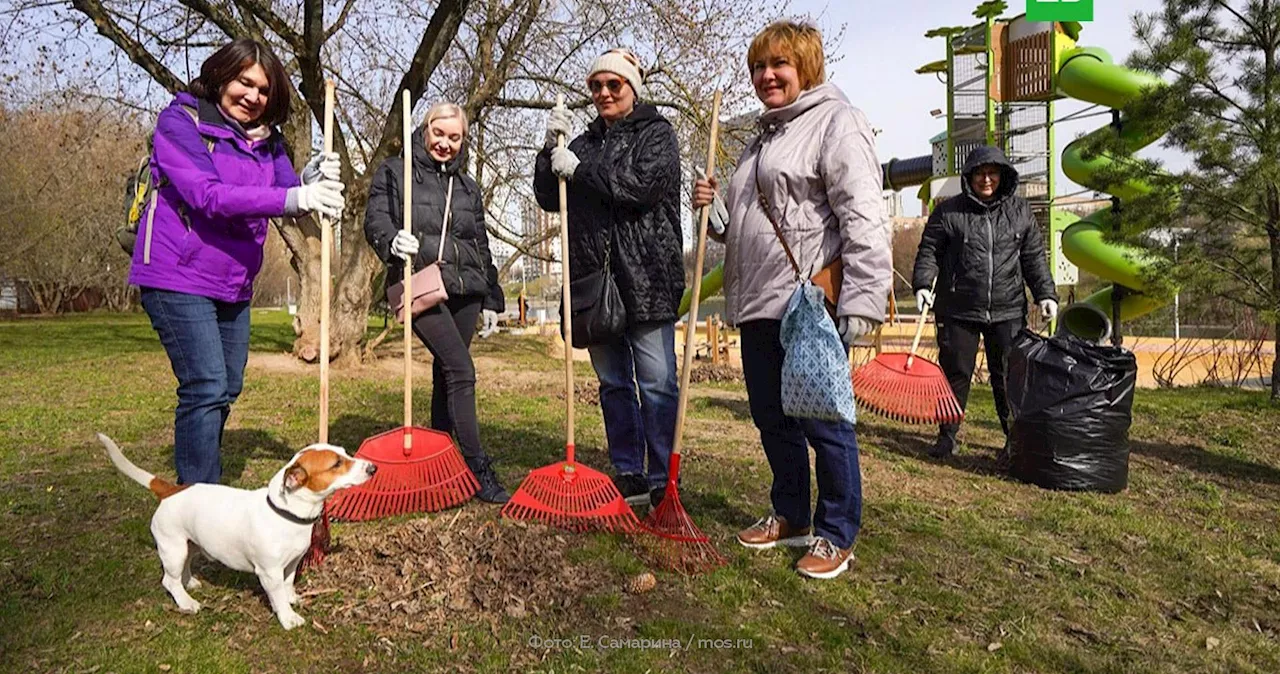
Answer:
[{"left": 588, "top": 78, "right": 627, "bottom": 95}]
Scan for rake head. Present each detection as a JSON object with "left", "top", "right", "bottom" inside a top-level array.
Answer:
[
  {"left": 298, "top": 510, "right": 331, "bottom": 573},
  {"left": 501, "top": 453, "right": 640, "bottom": 533},
  {"left": 325, "top": 426, "right": 478, "bottom": 521},
  {"left": 853, "top": 353, "right": 964, "bottom": 425},
  {"left": 640, "top": 478, "right": 725, "bottom": 575}
]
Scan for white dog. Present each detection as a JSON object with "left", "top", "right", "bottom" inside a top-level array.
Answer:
[{"left": 97, "top": 433, "right": 375, "bottom": 629}]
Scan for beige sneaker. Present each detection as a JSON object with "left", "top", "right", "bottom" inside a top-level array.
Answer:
[
  {"left": 736, "top": 513, "right": 814, "bottom": 549},
  {"left": 795, "top": 537, "right": 853, "bottom": 579}
]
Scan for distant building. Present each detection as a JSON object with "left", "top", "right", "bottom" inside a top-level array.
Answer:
[
  {"left": 0, "top": 276, "right": 36, "bottom": 313},
  {"left": 883, "top": 190, "right": 904, "bottom": 218},
  {"left": 1054, "top": 195, "right": 1112, "bottom": 218},
  {"left": 520, "top": 198, "right": 559, "bottom": 279}
]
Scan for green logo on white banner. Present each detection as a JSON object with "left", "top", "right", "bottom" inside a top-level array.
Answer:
[{"left": 1026, "top": 0, "right": 1093, "bottom": 22}]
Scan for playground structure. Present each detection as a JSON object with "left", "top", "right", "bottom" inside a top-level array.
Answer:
[{"left": 680, "top": 1, "right": 1172, "bottom": 346}]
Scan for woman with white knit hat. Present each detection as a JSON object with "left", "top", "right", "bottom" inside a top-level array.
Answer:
[{"left": 532, "top": 48, "right": 685, "bottom": 510}]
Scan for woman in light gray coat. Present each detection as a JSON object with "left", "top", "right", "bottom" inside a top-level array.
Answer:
[{"left": 692, "top": 20, "right": 891, "bottom": 580}]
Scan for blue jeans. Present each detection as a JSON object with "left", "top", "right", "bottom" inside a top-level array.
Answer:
[
  {"left": 141, "top": 288, "right": 250, "bottom": 485},
  {"left": 587, "top": 321, "right": 679, "bottom": 488},
  {"left": 739, "top": 319, "right": 863, "bottom": 549}
]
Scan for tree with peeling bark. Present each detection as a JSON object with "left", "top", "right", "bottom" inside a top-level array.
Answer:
[{"left": 5, "top": 0, "right": 817, "bottom": 364}]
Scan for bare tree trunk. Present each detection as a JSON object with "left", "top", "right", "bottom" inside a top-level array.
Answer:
[
  {"left": 276, "top": 100, "right": 382, "bottom": 367},
  {"left": 276, "top": 211, "right": 380, "bottom": 366},
  {"left": 29, "top": 283, "right": 63, "bottom": 315},
  {"left": 331, "top": 249, "right": 380, "bottom": 367},
  {"left": 278, "top": 215, "right": 325, "bottom": 361},
  {"left": 1270, "top": 224, "right": 1279, "bottom": 401}
]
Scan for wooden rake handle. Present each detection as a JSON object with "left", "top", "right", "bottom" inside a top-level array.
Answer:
[
  {"left": 401, "top": 90, "right": 414, "bottom": 454},
  {"left": 555, "top": 94, "right": 575, "bottom": 462},
  {"left": 672, "top": 90, "right": 723, "bottom": 462},
  {"left": 318, "top": 80, "right": 335, "bottom": 445},
  {"left": 905, "top": 278, "right": 937, "bottom": 370}
]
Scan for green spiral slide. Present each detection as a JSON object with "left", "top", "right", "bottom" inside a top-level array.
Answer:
[{"left": 1056, "top": 46, "right": 1170, "bottom": 337}]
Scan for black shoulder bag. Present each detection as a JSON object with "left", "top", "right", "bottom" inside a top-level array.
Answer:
[{"left": 562, "top": 225, "right": 627, "bottom": 348}]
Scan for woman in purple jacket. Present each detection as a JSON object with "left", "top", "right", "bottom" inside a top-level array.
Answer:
[{"left": 129, "top": 39, "right": 346, "bottom": 485}]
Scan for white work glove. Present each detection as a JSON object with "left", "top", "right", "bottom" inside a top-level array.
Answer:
[
  {"left": 480, "top": 309, "right": 499, "bottom": 337},
  {"left": 837, "top": 316, "right": 879, "bottom": 347},
  {"left": 300, "top": 151, "right": 341, "bottom": 185},
  {"left": 915, "top": 288, "right": 935, "bottom": 310},
  {"left": 708, "top": 194, "right": 728, "bottom": 236},
  {"left": 390, "top": 231, "right": 419, "bottom": 260},
  {"left": 543, "top": 107, "right": 572, "bottom": 148},
  {"left": 296, "top": 179, "right": 345, "bottom": 219},
  {"left": 550, "top": 146, "right": 580, "bottom": 179},
  {"left": 694, "top": 167, "right": 729, "bottom": 236},
  {"left": 1039, "top": 299, "right": 1058, "bottom": 321}
]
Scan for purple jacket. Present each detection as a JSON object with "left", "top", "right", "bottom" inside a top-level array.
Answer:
[{"left": 128, "top": 91, "right": 301, "bottom": 303}]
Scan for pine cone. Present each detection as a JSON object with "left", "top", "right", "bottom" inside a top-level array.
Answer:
[{"left": 625, "top": 572, "right": 657, "bottom": 594}]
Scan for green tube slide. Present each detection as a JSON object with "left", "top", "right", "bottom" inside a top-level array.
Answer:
[
  {"left": 677, "top": 262, "right": 722, "bottom": 317},
  {"left": 1056, "top": 46, "right": 1171, "bottom": 337}
]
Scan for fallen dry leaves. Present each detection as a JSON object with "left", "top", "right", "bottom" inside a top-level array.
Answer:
[{"left": 301, "top": 510, "right": 611, "bottom": 636}]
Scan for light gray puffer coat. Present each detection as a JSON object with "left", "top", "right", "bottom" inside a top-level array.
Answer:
[{"left": 722, "top": 82, "right": 891, "bottom": 326}]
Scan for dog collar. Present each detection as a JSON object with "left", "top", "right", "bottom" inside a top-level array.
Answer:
[{"left": 266, "top": 494, "right": 320, "bottom": 525}]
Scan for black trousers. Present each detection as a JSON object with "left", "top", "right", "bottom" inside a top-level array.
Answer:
[
  {"left": 936, "top": 316, "right": 1024, "bottom": 441},
  {"left": 410, "top": 295, "right": 486, "bottom": 460}
]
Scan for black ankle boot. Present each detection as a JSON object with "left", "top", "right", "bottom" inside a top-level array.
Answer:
[
  {"left": 467, "top": 457, "right": 510, "bottom": 504},
  {"left": 929, "top": 432, "right": 956, "bottom": 459}
]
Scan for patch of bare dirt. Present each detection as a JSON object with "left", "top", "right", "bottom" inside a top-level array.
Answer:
[
  {"left": 689, "top": 363, "right": 742, "bottom": 383},
  {"left": 302, "top": 510, "right": 613, "bottom": 637},
  {"left": 248, "top": 352, "right": 310, "bottom": 375},
  {"left": 552, "top": 378, "right": 600, "bottom": 405}
]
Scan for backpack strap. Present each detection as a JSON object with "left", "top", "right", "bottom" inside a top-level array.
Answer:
[
  {"left": 179, "top": 104, "right": 214, "bottom": 153},
  {"left": 141, "top": 104, "right": 212, "bottom": 263}
]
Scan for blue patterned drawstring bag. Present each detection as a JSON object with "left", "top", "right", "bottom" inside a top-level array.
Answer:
[{"left": 779, "top": 281, "right": 857, "bottom": 425}]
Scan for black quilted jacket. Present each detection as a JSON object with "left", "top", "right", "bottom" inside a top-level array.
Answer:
[
  {"left": 364, "top": 127, "right": 495, "bottom": 300},
  {"left": 533, "top": 103, "right": 684, "bottom": 324},
  {"left": 912, "top": 145, "right": 1057, "bottom": 324}
]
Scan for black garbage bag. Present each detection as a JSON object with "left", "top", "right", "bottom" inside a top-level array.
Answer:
[{"left": 1005, "top": 329, "right": 1138, "bottom": 493}]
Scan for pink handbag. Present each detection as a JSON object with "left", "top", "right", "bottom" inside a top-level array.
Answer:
[{"left": 387, "top": 176, "right": 454, "bottom": 322}]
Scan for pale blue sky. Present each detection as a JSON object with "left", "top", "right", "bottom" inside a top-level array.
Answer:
[{"left": 788, "top": 0, "right": 1180, "bottom": 216}]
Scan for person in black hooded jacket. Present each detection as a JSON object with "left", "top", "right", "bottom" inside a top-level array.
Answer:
[
  {"left": 364, "top": 102, "right": 509, "bottom": 503},
  {"left": 911, "top": 145, "right": 1058, "bottom": 460},
  {"left": 533, "top": 48, "right": 684, "bottom": 509}
]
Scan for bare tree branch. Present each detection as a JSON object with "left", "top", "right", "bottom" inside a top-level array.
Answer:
[
  {"left": 371, "top": 0, "right": 471, "bottom": 169},
  {"left": 176, "top": 0, "right": 243, "bottom": 38},
  {"left": 70, "top": 0, "right": 185, "bottom": 92},
  {"left": 324, "top": 0, "right": 358, "bottom": 41},
  {"left": 229, "top": 0, "right": 302, "bottom": 49},
  {"left": 463, "top": 0, "right": 541, "bottom": 121}
]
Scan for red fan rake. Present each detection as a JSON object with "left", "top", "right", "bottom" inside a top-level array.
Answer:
[{"left": 853, "top": 281, "right": 964, "bottom": 425}]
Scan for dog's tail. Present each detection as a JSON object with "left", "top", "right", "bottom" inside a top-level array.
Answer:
[{"left": 97, "top": 433, "right": 185, "bottom": 499}]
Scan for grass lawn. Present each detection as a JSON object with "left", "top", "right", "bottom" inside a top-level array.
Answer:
[{"left": 1, "top": 311, "right": 1278, "bottom": 673}]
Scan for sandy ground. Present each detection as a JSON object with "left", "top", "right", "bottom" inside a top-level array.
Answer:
[
  {"left": 505, "top": 321, "right": 1274, "bottom": 390},
  {"left": 247, "top": 321, "right": 1270, "bottom": 391}
]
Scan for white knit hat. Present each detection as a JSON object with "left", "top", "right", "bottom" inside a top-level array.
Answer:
[{"left": 587, "top": 48, "right": 646, "bottom": 99}]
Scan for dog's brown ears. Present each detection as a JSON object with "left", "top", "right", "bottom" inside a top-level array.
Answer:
[{"left": 284, "top": 463, "right": 308, "bottom": 492}]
